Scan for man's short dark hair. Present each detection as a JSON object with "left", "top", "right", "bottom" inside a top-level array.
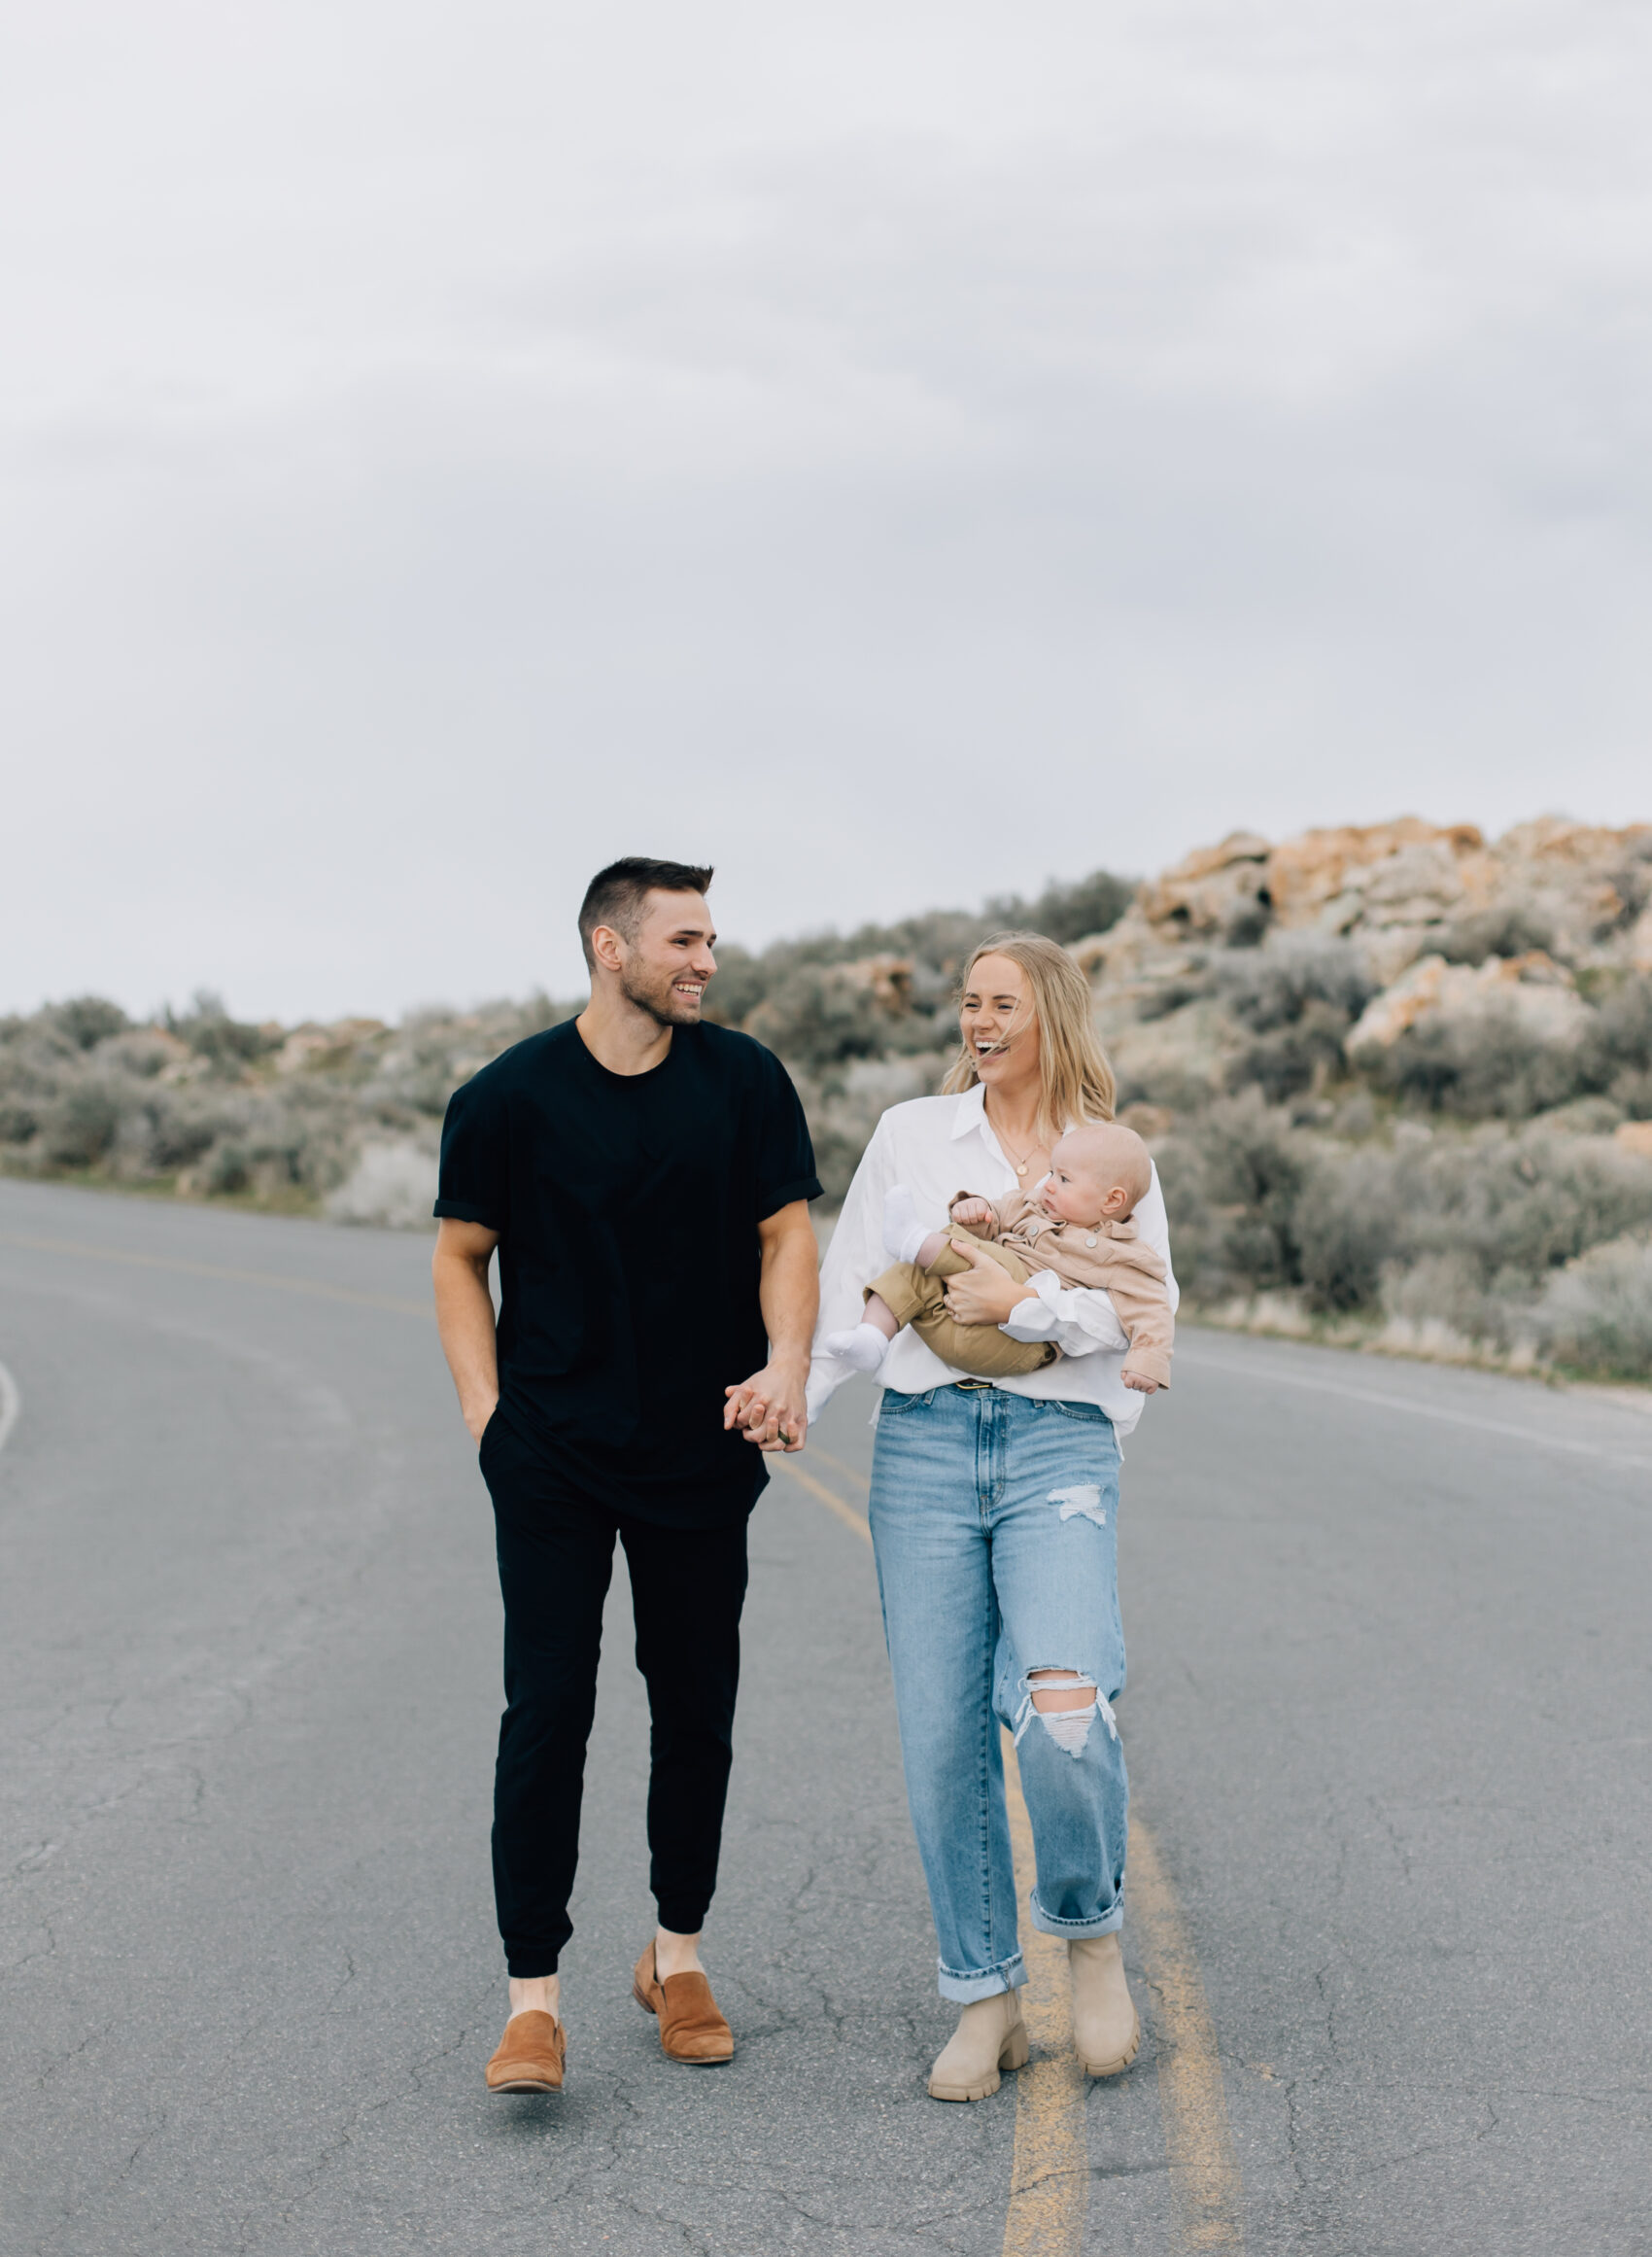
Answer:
[{"left": 578, "top": 857, "right": 714, "bottom": 970}]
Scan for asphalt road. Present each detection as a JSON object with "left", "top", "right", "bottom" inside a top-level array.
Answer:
[{"left": 2, "top": 1177, "right": 1650, "bottom": 2256}]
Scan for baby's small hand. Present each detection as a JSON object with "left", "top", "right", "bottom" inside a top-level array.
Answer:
[
  {"left": 949, "top": 1198, "right": 995, "bottom": 1233},
  {"left": 1122, "top": 1371, "right": 1159, "bottom": 1394}
]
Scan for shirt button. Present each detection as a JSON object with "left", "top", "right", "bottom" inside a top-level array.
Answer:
[{"left": 1085, "top": 1233, "right": 1098, "bottom": 1246}]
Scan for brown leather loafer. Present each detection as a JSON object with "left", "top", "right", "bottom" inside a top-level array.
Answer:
[
  {"left": 632, "top": 1943, "right": 735, "bottom": 2065},
  {"left": 485, "top": 2009, "right": 567, "bottom": 2093}
]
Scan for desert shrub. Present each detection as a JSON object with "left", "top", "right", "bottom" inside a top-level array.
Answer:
[
  {"left": 1135, "top": 977, "right": 1211, "bottom": 1024},
  {"left": 1161, "top": 1105, "right": 1652, "bottom": 1365},
  {"left": 743, "top": 965, "right": 895, "bottom": 1071},
  {"left": 1580, "top": 976, "right": 1652, "bottom": 1113},
  {"left": 1380, "top": 1249, "right": 1502, "bottom": 1342},
  {"left": 1228, "top": 1001, "right": 1356, "bottom": 1103},
  {"left": 42, "top": 1086, "right": 121, "bottom": 1166},
  {"left": 1436, "top": 906, "right": 1556, "bottom": 964},
  {"left": 169, "top": 991, "right": 277, "bottom": 1073},
  {"left": 1376, "top": 1010, "right": 1587, "bottom": 1119},
  {"left": 202, "top": 1141, "right": 252, "bottom": 1195},
  {"left": 1294, "top": 1152, "right": 1401, "bottom": 1312},
  {"left": 1536, "top": 1235, "right": 1652, "bottom": 1376},
  {"left": 49, "top": 996, "right": 130, "bottom": 1050},
  {"left": 129, "top": 1096, "right": 220, "bottom": 1173},
  {"left": 987, "top": 869, "right": 1136, "bottom": 947},
  {"left": 379, "top": 1054, "right": 464, "bottom": 1118},
  {"left": 705, "top": 869, "right": 1136, "bottom": 1037},
  {"left": 1215, "top": 939, "right": 1376, "bottom": 1032},
  {"left": 701, "top": 945, "right": 771, "bottom": 1029},
  {"left": 1163, "top": 1093, "right": 1315, "bottom": 1295},
  {"left": 1394, "top": 1128, "right": 1652, "bottom": 1287},
  {"left": 96, "top": 1029, "right": 178, "bottom": 1079},
  {"left": 1601, "top": 840, "right": 1652, "bottom": 933}
]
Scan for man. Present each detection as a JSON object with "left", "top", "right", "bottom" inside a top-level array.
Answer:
[{"left": 431, "top": 857, "right": 821, "bottom": 2095}]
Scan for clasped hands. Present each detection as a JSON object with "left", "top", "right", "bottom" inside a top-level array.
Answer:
[{"left": 723, "top": 1353, "right": 809, "bottom": 1453}]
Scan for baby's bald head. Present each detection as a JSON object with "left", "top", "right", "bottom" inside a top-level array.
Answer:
[{"left": 1049, "top": 1122, "right": 1153, "bottom": 1223}]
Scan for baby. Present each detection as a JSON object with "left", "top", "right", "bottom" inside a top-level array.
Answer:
[{"left": 824, "top": 1121, "right": 1174, "bottom": 1393}]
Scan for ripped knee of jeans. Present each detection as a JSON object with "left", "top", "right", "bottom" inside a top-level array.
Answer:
[{"left": 1012, "top": 1668, "right": 1119, "bottom": 1756}]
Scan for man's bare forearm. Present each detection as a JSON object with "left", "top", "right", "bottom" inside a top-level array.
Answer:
[
  {"left": 724, "top": 1205, "right": 819, "bottom": 1450},
  {"left": 760, "top": 1215, "right": 819, "bottom": 1372},
  {"left": 432, "top": 1234, "right": 500, "bottom": 1441}
]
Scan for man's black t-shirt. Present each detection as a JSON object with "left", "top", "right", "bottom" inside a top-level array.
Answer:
[{"left": 434, "top": 1019, "right": 822, "bottom": 1527}]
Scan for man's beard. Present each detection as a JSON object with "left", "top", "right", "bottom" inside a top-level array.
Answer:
[{"left": 620, "top": 961, "right": 703, "bottom": 1028}]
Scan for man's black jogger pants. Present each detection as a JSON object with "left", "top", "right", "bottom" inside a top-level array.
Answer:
[{"left": 480, "top": 1414, "right": 749, "bottom": 1976}]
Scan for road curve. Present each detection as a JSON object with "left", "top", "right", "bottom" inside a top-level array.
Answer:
[{"left": 2, "top": 1179, "right": 1649, "bottom": 2256}]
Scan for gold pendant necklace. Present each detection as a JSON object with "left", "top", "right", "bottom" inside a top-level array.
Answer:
[{"left": 988, "top": 1106, "right": 1041, "bottom": 1177}]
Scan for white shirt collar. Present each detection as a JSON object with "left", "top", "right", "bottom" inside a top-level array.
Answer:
[{"left": 949, "top": 1082, "right": 987, "bottom": 1140}]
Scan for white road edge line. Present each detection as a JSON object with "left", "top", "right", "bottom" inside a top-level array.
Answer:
[
  {"left": 1183, "top": 1346, "right": 1652, "bottom": 1473},
  {"left": 0, "top": 1358, "right": 18, "bottom": 1455}
]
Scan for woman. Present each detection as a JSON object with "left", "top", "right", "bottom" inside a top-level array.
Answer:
[{"left": 808, "top": 932, "right": 1176, "bottom": 2101}]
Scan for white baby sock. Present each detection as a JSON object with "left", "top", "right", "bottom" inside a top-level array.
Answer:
[
  {"left": 882, "top": 1185, "right": 932, "bottom": 1266},
  {"left": 823, "top": 1324, "right": 891, "bottom": 1373}
]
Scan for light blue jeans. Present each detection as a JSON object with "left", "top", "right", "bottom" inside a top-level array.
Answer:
[{"left": 868, "top": 1381, "right": 1129, "bottom": 2002}]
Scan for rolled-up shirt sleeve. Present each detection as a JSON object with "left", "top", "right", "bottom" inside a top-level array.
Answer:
[
  {"left": 433, "top": 1072, "right": 509, "bottom": 1232},
  {"left": 1001, "top": 1270, "right": 1129, "bottom": 1357},
  {"left": 755, "top": 1046, "right": 824, "bottom": 1219}
]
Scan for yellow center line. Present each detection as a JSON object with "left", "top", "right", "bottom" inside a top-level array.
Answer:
[
  {"left": 803, "top": 1441, "right": 870, "bottom": 1495},
  {"left": 772, "top": 1456, "right": 1090, "bottom": 2253},
  {"left": 1129, "top": 1823, "right": 1246, "bottom": 2250},
  {"left": 0, "top": 1231, "right": 432, "bottom": 1318},
  {"left": 775, "top": 1447, "right": 1246, "bottom": 2257},
  {"left": 1000, "top": 1730, "right": 1089, "bottom": 2254},
  {"left": 770, "top": 1453, "right": 874, "bottom": 1541}
]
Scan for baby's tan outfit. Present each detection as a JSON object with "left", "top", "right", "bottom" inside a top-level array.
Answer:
[{"left": 866, "top": 1187, "right": 1175, "bottom": 1387}]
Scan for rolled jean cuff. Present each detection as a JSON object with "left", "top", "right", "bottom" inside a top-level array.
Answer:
[
  {"left": 505, "top": 1948, "right": 561, "bottom": 1978},
  {"left": 1028, "top": 1892, "right": 1123, "bottom": 1942},
  {"left": 655, "top": 1894, "right": 713, "bottom": 1936},
  {"left": 938, "top": 1949, "right": 1027, "bottom": 2004}
]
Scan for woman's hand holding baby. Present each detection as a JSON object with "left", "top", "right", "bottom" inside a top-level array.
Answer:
[{"left": 941, "top": 1236, "right": 1036, "bottom": 1328}]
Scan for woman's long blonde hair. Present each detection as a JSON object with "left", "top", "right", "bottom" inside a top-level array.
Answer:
[{"left": 941, "top": 930, "right": 1117, "bottom": 1135}]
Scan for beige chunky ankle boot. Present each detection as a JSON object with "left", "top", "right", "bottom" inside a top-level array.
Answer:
[
  {"left": 1069, "top": 1933, "right": 1140, "bottom": 2076},
  {"left": 927, "top": 1990, "right": 1029, "bottom": 2101}
]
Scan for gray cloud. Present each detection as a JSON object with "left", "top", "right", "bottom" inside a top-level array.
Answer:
[{"left": 3, "top": 0, "right": 1648, "bottom": 1018}]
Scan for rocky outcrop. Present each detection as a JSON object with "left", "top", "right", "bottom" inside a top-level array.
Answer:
[
  {"left": 1081, "top": 816, "right": 1652, "bottom": 1112},
  {"left": 1088, "top": 816, "right": 1652, "bottom": 997},
  {"left": 1346, "top": 951, "right": 1592, "bottom": 1057}
]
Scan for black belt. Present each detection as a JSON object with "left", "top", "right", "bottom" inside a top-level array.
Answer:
[{"left": 951, "top": 1377, "right": 993, "bottom": 1391}]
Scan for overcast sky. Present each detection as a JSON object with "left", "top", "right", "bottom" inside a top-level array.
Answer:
[{"left": 3, "top": 0, "right": 1647, "bottom": 1022}]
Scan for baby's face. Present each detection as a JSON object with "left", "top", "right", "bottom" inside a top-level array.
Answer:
[{"left": 1035, "top": 1145, "right": 1111, "bottom": 1228}]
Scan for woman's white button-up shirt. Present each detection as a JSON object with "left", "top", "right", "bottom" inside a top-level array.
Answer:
[{"left": 807, "top": 1083, "right": 1178, "bottom": 1439}]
